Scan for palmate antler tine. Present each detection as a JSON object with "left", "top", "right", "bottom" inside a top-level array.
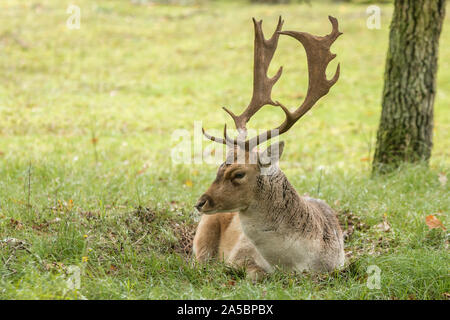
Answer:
[
  {"left": 233, "top": 16, "right": 284, "bottom": 131},
  {"left": 202, "top": 16, "right": 284, "bottom": 145},
  {"left": 281, "top": 15, "right": 342, "bottom": 119},
  {"left": 246, "top": 16, "right": 342, "bottom": 148},
  {"left": 246, "top": 17, "right": 284, "bottom": 115}
]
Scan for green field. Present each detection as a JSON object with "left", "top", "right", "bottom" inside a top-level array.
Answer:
[{"left": 0, "top": 0, "right": 448, "bottom": 299}]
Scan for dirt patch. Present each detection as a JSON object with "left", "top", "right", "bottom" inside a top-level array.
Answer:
[
  {"left": 338, "top": 210, "right": 369, "bottom": 242},
  {"left": 126, "top": 206, "right": 197, "bottom": 258},
  {"left": 337, "top": 210, "right": 371, "bottom": 261},
  {"left": 123, "top": 206, "right": 156, "bottom": 239},
  {"left": 132, "top": 206, "right": 156, "bottom": 224},
  {"left": 170, "top": 221, "right": 197, "bottom": 258}
]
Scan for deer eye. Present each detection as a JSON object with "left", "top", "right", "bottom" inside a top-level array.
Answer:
[{"left": 232, "top": 172, "right": 246, "bottom": 180}]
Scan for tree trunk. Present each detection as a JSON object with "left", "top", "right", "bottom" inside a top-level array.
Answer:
[{"left": 373, "top": 0, "right": 446, "bottom": 173}]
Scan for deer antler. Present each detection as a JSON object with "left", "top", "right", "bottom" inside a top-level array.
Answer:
[
  {"left": 202, "top": 16, "right": 283, "bottom": 146},
  {"left": 224, "top": 17, "right": 284, "bottom": 137},
  {"left": 202, "top": 16, "right": 342, "bottom": 150}
]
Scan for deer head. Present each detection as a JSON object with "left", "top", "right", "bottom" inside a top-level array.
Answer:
[{"left": 195, "top": 16, "right": 342, "bottom": 214}]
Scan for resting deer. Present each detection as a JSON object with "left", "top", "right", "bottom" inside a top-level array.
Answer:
[{"left": 193, "top": 16, "right": 344, "bottom": 279}]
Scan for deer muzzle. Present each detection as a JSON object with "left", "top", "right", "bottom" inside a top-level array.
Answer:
[{"left": 195, "top": 194, "right": 214, "bottom": 213}]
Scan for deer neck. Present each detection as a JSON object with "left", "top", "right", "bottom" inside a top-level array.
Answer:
[
  {"left": 237, "top": 169, "right": 322, "bottom": 269},
  {"left": 239, "top": 169, "right": 312, "bottom": 233}
]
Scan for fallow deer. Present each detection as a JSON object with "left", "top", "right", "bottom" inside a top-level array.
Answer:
[{"left": 193, "top": 16, "right": 344, "bottom": 279}]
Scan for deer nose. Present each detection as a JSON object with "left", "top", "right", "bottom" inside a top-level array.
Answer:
[
  {"left": 195, "top": 200, "right": 206, "bottom": 211},
  {"left": 195, "top": 194, "right": 212, "bottom": 212}
]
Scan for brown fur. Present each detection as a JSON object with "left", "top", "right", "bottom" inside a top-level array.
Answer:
[
  {"left": 193, "top": 212, "right": 269, "bottom": 278},
  {"left": 193, "top": 145, "right": 344, "bottom": 278}
]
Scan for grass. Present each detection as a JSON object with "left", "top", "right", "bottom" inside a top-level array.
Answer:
[{"left": 0, "top": 0, "right": 449, "bottom": 300}]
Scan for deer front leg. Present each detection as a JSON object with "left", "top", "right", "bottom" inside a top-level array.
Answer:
[
  {"left": 193, "top": 214, "right": 221, "bottom": 262},
  {"left": 226, "top": 234, "right": 272, "bottom": 281}
]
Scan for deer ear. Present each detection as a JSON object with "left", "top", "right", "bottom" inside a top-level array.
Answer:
[{"left": 258, "top": 141, "right": 285, "bottom": 167}]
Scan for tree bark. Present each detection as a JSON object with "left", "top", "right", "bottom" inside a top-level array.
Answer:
[{"left": 373, "top": 0, "right": 446, "bottom": 173}]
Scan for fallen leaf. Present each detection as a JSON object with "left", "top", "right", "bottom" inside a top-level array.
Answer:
[
  {"left": 375, "top": 214, "right": 390, "bottom": 232},
  {"left": 44, "top": 262, "right": 66, "bottom": 272},
  {"left": 137, "top": 163, "right": 149, "bottom": 175},
  {"left": 375, "top": 220, "right": 390, "bottom": 232},
  {"left": 32, "top": 222, "right": 48, "bottom": 231},
  {"left": 425, "top": 215, "right": 446, "bottom": 230},
  {"left": 10, "top": 218, "right": 24, "bottom": 230},
  {"left": 66, "top": 199, "right": 74, "bottom": 211}
]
